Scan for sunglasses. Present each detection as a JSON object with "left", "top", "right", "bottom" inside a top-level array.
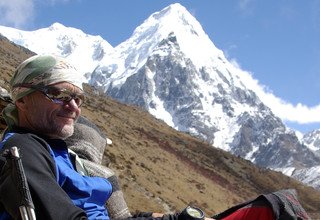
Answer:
[{"left": 14, "top": 83, "right": 85, "bottom": 107}]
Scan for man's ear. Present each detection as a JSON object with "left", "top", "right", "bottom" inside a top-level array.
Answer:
[{"left": 15, "top": 97, "right": 28, "bottom": 111}]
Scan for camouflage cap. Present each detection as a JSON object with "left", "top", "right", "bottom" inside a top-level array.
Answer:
[
  {"left": 3, "top": 54, "right": 84, "bottom": 129},
  {"left": 10, "top": 54, "right": 83, "bottom": 102}
]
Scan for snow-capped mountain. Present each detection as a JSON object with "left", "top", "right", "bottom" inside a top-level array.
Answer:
[
  {"left": 0, "top": 22, "right": 113, "bottom": 79},
  {"left": 90, "top": 4, "right": 320, "bottom": 188},
  {"left": 1, "top": 3, "right": 320, "bottom": 189}
]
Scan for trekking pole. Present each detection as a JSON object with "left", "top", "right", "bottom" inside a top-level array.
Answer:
[{"left": 3, "top": 146, "right": 36, "bottom": 220}]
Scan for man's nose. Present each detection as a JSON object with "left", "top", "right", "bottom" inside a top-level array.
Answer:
[{"left": 64, "top": 99, "right": 80, "bottom": 110}]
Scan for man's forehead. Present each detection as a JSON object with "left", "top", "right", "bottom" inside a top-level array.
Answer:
[{"left": 50, "top": 82, "right": 83, "bottom": 93}]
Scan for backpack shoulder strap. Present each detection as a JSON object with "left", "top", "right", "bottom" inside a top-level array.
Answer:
[{"left": 68, "top": 149, "right": 89, "bottom": 176}]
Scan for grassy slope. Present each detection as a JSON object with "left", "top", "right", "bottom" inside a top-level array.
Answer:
[{"left": 82, "top": 85, "right": 320, "bottom": 218}]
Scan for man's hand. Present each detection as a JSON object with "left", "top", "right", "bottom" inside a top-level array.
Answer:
[
  {"left": 152, "top": 212, "right": 164, "bottom": 217},
  {"left": 152, "top": 212, "right": 216, "bottom": 219}
]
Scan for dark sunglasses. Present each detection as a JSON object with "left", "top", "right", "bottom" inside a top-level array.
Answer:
[{"left": 14, "top": 83, "right": 85, "bottom": 107}]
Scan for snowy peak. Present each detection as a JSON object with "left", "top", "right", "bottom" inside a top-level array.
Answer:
[
  {"left": 92, "top": 3, "right": 226, "bottom": 93},
  {"left": 146, "top": 3, "right": 204, "bottom": 37},
  {"left": 48, "top": 22, "right": 69, "bottom": 31},
  {"left": 129, "top": 3, "right": 223, "bottom": 68},
  {"left": 0, "top": 22, "right": 113, "bottom": 77}
]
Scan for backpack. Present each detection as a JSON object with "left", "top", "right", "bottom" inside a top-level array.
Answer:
[{"left": 212, "top": 189, "right": 311, "bottom": 220}]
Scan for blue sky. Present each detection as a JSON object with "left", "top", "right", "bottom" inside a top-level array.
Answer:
[{"left": 1, "top": 0, "right": 320, "bottom": 134}]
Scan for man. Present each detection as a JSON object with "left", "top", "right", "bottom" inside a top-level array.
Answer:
[
  {"left": 0, "top": 54, "right": 105, "bottom": 219},
  {"left": 0, "top": 54, "right": 214, "bottom": 220}
]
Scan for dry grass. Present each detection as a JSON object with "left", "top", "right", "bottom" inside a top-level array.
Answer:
[{"left": 0, "top": 35, "right": 35, "bottom": 88}]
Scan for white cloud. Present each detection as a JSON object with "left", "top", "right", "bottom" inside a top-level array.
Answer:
[
  {"left": 280, "top": 5, "right": 298, "bottom": 21},
  {"left": 0, "top": 0, "right": 35, "bottom": 28},
  {"left": 259, "top": 91, "right": 320, "bottom": 124},
  {"left": 223, "top": 44, "right": 238, "bottom": 60},
  {"left": 229, "top": 60, "right": 320, "bottom": 125},
  {"left": 239, "top": 0, "right": 252, "bottom": 11},
  {"left": 0, "top": 0, "right": 74, "bottom": 28}
]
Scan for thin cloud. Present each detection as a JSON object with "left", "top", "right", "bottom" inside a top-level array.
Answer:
[
  {"left": 310, "top": 0, "right": 320, "bottom": 31},
  {"left": 46, "top": 0, "right": 76, "bottom": 6},
  {"left": 238, "top": 0, "right": 255, "bottom": 15},
  {"left": 188, "top": 7, "right": 197, "bottom": 18},
  {"left": 239, "top": 0, "right": 252, "bottom": 10},
  {"left": 223, "top": 44, "right": 238, "bottom": 60},
  {"left": 0, "top": 0, "right": 74, "bottom": 28},
  {"left": 0, "top": 0, "right": 35, "bottom": 28}
]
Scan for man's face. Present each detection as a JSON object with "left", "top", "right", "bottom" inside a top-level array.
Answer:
[{"left": 18, "top": 82, "right": 83, "bottom": 139}]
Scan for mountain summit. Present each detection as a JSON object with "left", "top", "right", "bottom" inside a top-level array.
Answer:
[
  {"left": 90, "top": 3, "right": 224, "bottom": 92},
  {"left": 1, "top": 3, "right": 319, "bottom": 189}
]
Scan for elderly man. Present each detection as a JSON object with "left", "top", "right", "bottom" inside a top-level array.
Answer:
[
  {"left": 0, "top": 55, "right": 215, "bottom": 220},
  {"left": 0, "top": 54, "right": 107, "bottom": 219}
]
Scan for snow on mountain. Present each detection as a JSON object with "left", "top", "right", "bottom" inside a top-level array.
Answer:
[
  {"left": 302, "top": 129, "right": 320, "bottom": 155},
  {"left": 291, "top": 166, "right": 320, "bottom": 187},
  {"left": 91, "top": 4, "right": 256, "bottom": 150},
  {"left": 1, "top": 3, "right": 320, "bottom": 189},
  {"left": 90, "top": 3, "right": 224, "bottom": 95},
  {"left": 0, "top": 22, "right": 113, "bottom": 80}
]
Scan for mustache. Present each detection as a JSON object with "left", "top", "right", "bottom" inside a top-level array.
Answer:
[{"left": 57, "top": 110, "right": 78, "bottom": 120}]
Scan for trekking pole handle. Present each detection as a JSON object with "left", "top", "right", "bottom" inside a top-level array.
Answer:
[{"left": 9, "top": 147, "right": 36, "bottom": 220}]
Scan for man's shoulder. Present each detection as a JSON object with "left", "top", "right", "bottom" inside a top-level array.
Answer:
[
  {"left": 1, "top": 131, "right": 57, "bottom": 172},
  {"left": 3, "top": 131, "right": 45, "bottom": 143},
  {"left": 1, "top": 131, "right": 51, "bottom": 153}
]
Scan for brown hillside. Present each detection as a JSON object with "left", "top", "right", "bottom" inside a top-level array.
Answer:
[
  {"left": 82, "top": 85, "right": 320, "bottom": 218},
  {"left": 0, "top": 34, "right": 35, "bottom": 88},
  {"left": 1, "top": 35, "right": 319, "bottom": 218}
]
